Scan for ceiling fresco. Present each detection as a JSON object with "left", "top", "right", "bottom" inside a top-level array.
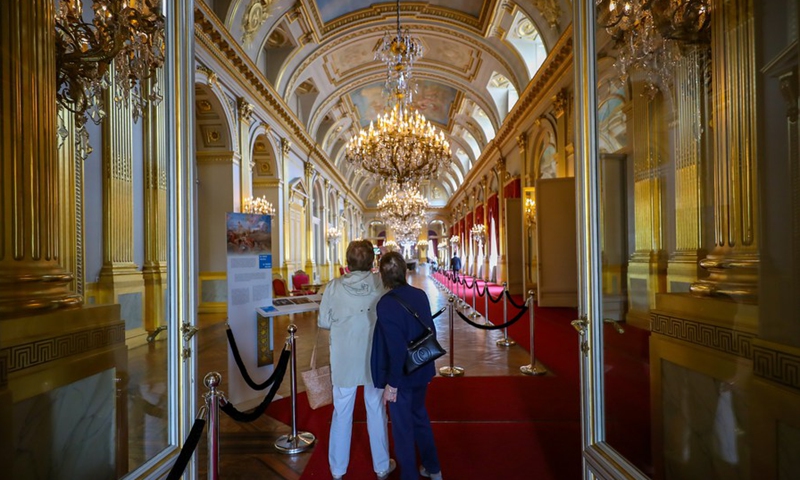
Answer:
[
  {"left": 314, "top": 0, "right": 485, "bottom": 24},
  {"left": 349, "top": 79, "right": 457, "bottom": 128}
]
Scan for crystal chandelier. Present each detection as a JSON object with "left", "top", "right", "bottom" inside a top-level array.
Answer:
[
  {"left": 596, "top": 0, "right": 710, "bottom": 95},
  {"left": 326, "top": 227, "right": 342, "bottom": 244},
  {"left": 55, "top": 0, "right": 166, "bottom": 125},
  {"left": 242, "top": 195, "right": 276, "bottom": 215},
  {"left": 384, "top": 240, "right": 400, "bottom": 252},
  {"left": 525, "top": 197, "right": 537, "bottom": 228},
  {"left": 378, "top": 184, "right": 428, "bottom": 232},
  {"left": 471, "top": 224, "right": 486, "bottom": 245},
  {"left": 345, "top": 1, "right": 451, "bottom": 186},
  {"left": 449, "top": 235, "right": 460, "bottom": 245}
]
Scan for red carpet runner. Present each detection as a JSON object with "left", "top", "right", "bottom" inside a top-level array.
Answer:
[{"left": 266, "top": 271, "right": 652, "bottom": 478}]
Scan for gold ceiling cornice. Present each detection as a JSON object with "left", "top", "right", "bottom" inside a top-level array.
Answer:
[{"left": 193, "top": 2, "right": 366, "bottom": 211}]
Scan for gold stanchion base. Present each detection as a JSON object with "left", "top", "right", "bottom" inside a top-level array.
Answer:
[
  {"left": 438, "top": 365, "right": 465, "bottom": 377},
  {"left": 275, "top": 432, "right": 316, "bottom": 454},
  {"left": 520, "top": 362, "right": 547, "bottom": 376},
  {"left": 496, "top": 338, "right": 516, "bottom": 347}
]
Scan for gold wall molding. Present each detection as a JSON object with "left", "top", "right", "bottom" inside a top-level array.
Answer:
[
  {"left": 650, "top": 311, "right": 755, "bottom": 359},
  {"left": 3, "top": 323, "right": 124, "bottom": 374},
  {"left": 752, "top": 339, "right": 800, "bottom": 392}
]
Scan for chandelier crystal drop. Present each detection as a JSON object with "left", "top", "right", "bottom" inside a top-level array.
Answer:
[
  {"left": 55, "top": 0, "right": 166, "bottom": 125},
  {"left": 345, "top": 0, "right": 451, "bottom": 186}
]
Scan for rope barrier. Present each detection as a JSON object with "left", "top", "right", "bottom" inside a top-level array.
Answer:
[
  {"left": 165, "top": 413, "right": 207, "bottom": 480},
  {"left": 455, "top": 303, "right": 528, "bottom": 330},
  {"left": 505, "top": 289, "right": 527, "bottom": 310},
  {"left": 486, "top": 286, "right": 504, "bottom": 303},
  {"left": 227, "top": 326, "right": 288, "bottom": 390},
  {"left": 220, "top": 347, "right": 291, "bottom": 422},
  {"left": 432, "top": 306, "right": 447, "bottom": 319}
]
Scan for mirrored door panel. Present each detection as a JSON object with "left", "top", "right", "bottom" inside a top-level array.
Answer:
[{"left": 585, "top": 1, "right": 800, "bottom": 478}]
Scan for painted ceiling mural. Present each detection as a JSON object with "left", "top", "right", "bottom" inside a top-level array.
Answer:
[
  {"left": 315, "top": 0, "right": 485, "bottom": 24},
  {"left": 216, "top": 0, "right": 570, "bottom": 205},
  {"left": 350, "top": 79, "right": 457, "bottom": 128}
]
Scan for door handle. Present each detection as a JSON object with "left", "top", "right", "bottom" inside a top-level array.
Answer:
[
  {"left": 571, "top": 316, "right": 590, "bottom": 356},
  {"left": 603, "top": 318, "right": 625, "bottom": 334},
  {"left": 571, "top": 318, "right": 588, "bottom": 335},
  {"left": 181, "top": 323, "right": 199, "bottom": 342}
]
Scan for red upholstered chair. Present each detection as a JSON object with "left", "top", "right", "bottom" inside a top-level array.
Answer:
[
  {"left": 291, "top": 271, "right": 314, "bottom": 295},
  {"left": 272, "top": 278, "right": 291, "bottom": 297}
]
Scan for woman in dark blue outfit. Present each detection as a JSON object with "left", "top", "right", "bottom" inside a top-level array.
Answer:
[{"left": 371, "top": 252, "right": 444, "bottom": 480}]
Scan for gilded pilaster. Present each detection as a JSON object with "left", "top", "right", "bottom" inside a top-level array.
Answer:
[
  {"left": 691, "top": 0, "right": 759, "bottom": 301},
  {"left": 280, "top": 138, "right": 291, "bottom": 280},
  {"left": 98, "top": 64, "right": 145, "bottom": 312},
  {"left": 669, "top": 47, "right": 710, "bottom": 290},
  {"left": 238, "top": 98, "right": 255, "bottom": 203},
  {"left": 320, "top": 179, "right": 331, "bottom": 282},
  {"left": 494, "top": 158, "right": 508, "bottom": 284},
  {"left": 56, "top": 107, "right": 86, "bottom": 297},
  {"left": 482, "top": 178, "right": 490, "bottom": 281},
  {"left": 304, "top": 162, "right": 316, "bottom": 274},
  {"left": 0, "top": 0, "right": 81, "bottom": 313},
  {"left": 142, "top": 71, "right": 167, "bottom": 334},
  {"left": 627, "top": 90, "right": 667, "bottom": 328}
]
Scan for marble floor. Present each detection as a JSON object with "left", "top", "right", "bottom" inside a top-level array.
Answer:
[{"left": 135, "top": 268, "right": 534, "bottom": 479}]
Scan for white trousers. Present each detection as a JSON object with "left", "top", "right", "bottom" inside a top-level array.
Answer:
[{"left": 329, "top": 385, "right": 390, "bottom": 476}]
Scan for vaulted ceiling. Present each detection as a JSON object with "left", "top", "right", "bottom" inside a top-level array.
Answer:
[{"left": 203, "top": 0, "right": 571, "bottom": 207}]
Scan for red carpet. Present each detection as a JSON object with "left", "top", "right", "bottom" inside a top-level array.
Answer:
[
  {"left": 266, "top": 272, "right": 653, "bottom": 477},
  {"left": 267, "top": 376, "right": 582, "bottom": 479}
]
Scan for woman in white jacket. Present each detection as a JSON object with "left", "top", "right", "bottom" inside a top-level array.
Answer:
[{"left": 318, "top": 240, "right": 395, "bottom": 480}]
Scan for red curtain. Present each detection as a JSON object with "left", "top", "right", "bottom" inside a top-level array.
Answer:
[{"left": 504, "top": 178, "right": 521, "bottom": 199}]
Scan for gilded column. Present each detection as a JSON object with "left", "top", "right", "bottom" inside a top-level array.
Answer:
[
  {"left": 518, "top": 133, "right": 533, "bottom": 286},
  {"left": 238, "top": 98, "right": 255, "bottom": 204},
  {"left": 98, "top": 64, "right": 145, "bottom": 309},
  {"left": 320, "top": 179, "right": 331, "bottom": 282},
  {"left": 280, "top": 138, "right": 291, "bottom": 280},
  {"left": 56, "top": 107, "right": 86, "bottom": 298},
  {"left": 625, "top": 85, "right": 669, "bottom": 327},
  {"left": 0, "top": 0, "right": 81, "bottom": 313},
  {"left": 691, "top": 0, "right": 759, "bottom": 301},
  {"left": 669, "top": 47, "right": 710, "bottom": 290},
  {"left": 304, "top": 161, "right": 316, "bottom": 274},
  {"left": 494, "top": 158, "right": 508, "bottom": 284},
  {"left": 142, "top": 71, "right": 168, "bottom": 333},
  {"left": 482, "top": 178, "right": 490, "bottom": 281}
]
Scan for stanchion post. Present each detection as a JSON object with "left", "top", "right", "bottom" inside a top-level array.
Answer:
[
  {"left": 204, "top": 372, "right": 222, "bottom": 480},
  {"left": 496, "top": 282, "right": 516, "bottom": 347},
  {"left": 483, "top": 281, "right": 490, "bottom": 325},
  {"left": 439, "top": 296, "right": 464, "bottom": 377},
  {"left": 275, "top": 324, "right": 316, "bottom": 454},
  {"left": 471, "top": 278, "right": 477, "bottom": 312},
  {"left": 520, "top": 290, "right": 546, "bottom": 375}
]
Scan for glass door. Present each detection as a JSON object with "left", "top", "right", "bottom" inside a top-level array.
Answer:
[{"left": 575, "top": 1, "right": 800, "bottom": 479}]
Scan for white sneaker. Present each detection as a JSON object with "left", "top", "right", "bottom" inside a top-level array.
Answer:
[
  {"left": 377, "top": 459, "right": 396, "bottom": 479},
  {"left": 420, "top": 465, "right": 443, "bottom": 480}
]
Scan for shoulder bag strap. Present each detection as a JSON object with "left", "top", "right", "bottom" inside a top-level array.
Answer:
[{"left": 388, "top": 291, "right": 430, "bottom": 331}]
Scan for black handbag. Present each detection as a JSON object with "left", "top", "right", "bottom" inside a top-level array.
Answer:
[{"left": 389, "top": 293, "right": 446, "bottom": 374}]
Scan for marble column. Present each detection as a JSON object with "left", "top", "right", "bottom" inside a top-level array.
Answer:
[{"left": 0, "top": 0, "right": 82, "bottom": 313}]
